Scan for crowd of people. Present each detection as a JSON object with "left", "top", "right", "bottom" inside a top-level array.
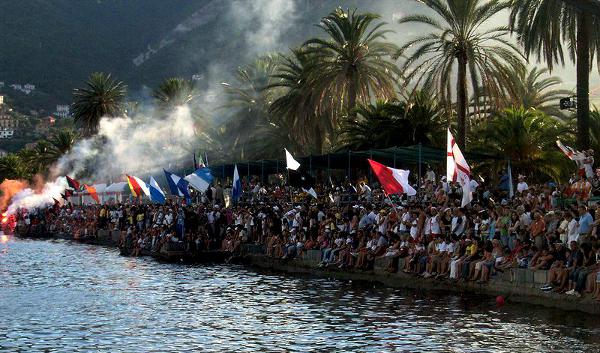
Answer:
[{"left": 11, "top": 165, "right": 600, "bottom": 300}]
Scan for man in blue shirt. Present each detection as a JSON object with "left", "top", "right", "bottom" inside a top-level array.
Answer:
[{"left": 577, "top": 205, "right": 593, "bottom": 244}]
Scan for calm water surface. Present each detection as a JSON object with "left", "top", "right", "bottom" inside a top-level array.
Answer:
[{"left": 0, "top": 236, "right": 599, "bottom": 352}]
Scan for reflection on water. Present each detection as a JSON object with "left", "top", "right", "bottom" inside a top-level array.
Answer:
[{"left": 0, "top": 237, "right": 599, "bottom": 352}]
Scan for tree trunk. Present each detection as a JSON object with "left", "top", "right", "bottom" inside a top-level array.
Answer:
[
  {"left": 313, "top": 122, "right": 323, "bottom": 155},
  {"left": 456, "top": 52, "right": 468, "bottom": 150},
  {"left": 576, "top": 13, "right": 591, "bottom": 150},
  {"left": 347, "top": 71, "right": 357, "bottom": 118}
]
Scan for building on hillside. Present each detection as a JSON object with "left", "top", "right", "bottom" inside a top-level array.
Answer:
[
  {"left": 36, "top": 115, "right": 56, "bottom": 135},
  {"left": 0, "top": 128, "right": 14, "bottom": 139},
  {"left": 55, "top": 105, "right": 70, "bottom": 118}
]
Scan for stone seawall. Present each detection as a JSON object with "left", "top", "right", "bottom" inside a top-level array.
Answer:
[{"left": 241, "top": 245, "right": 600, "bottom": 314}]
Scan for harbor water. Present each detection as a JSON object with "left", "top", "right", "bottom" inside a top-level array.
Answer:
[{"left": 1, "top": 237, "right": 599, "bottom": 352}]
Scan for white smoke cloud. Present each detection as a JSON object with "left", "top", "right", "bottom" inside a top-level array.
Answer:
[
  {"left": 6, "top": 106, "right": 198, "bottom": 214},
  {"left": 230, "top": 0, "right": 298, "bottom": 58},
  {"left": 7, "top": 178, "right": 67, "bottom": 214}
]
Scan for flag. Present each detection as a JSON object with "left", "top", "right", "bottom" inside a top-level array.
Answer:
[
  {"left": 52, "top": 198, "right": 61, "bottom": 210},
  {"left": 185, "top": 167, "right": 213, "bottom": 192},
  {"left": 367, "top": 159, "right": 417, "bottom": 196},
  {"left": 303, "top": 187, "right": 317, "bottom": 199},
  {"left": 164, "top": 169, "right": 183, "bottom": 196},
  {"left": 84, "top": 184, "right": 100, "bottom": 203},
  {"left": 447, "top": 130, "right": 473, "bottom": 206},
  {"left": 66, "top": 175, "right": 80, "bottom": 190},
  {"left": 126, "top": 175, "right": 150, "bottom": 198},
  {"left": 556, "top": 140, "right": 585, "bottom": 161},
  {"left": 446, "top": 129, "right": 457, "bottom": 182},
  {"left": 285, "top": 148, "right": 300, "bottom": 170},
  {"left": 148, "top": 176, "right": 166, "bottom": 204},
  {"left": 508, "top": 160, "right": 514, "bottom": 199},
  {"left": 62, "top": 189, "right": 73, "bottom": 200},
  {"left": 232, "top": 164, "right": 242, "bottom": 202}
]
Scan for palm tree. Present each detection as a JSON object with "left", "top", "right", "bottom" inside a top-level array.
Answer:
[
  {"left": 476, "top": 65, "right": 573, "bottom": 117},
  {"left": 72, "top": 72, "right": 127, "bottom": 136},
  {"left": 268, "top": 49, "right": 328, "bottom": 154},
  {"left": 304, "top": 8, "right": 400, "bottom": 120},
  {"left": 220, "top": 55, "right": 283, "bottom": 160},
  {"left": 152, "top": 77, "right": 197, "bottom": 111},
  {"left": 509, "top": 0, "right": 600, "bottom": 149},
  {"left": 0, "top": 154, "right": 33, "bottom": 180},
  {"left": 44, "top": 129, "right": 78, "bottom": 164},
  {"left": 473, "top": 107, "right": 572, "bottom": 181},
  {"left": 340, "top": 92, "right": 446, "bottom": 150},
  {"left": 397, "top": 0, "right": 523, "bottom": 149},
  {"left": 339, "top": 100, "right": 401, "bottom": 150},
  {"left": 588, "top": 108, "right": 600, "bottom": 154}
]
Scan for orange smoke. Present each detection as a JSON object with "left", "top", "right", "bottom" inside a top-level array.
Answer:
[{"left": 0, "top": 179, "right": 29, "bottom": 211}]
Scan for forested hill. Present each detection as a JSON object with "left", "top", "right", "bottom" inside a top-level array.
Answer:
[{"left": 0, "top": 0, "right": 396, "bottom": 113}]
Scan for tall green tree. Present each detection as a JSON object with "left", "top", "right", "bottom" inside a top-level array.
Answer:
[
  {"left": 72, "top": 72, "right": 126, "bottom": 136},
  {"left": 397, "top": 0, "right": 523, "bottom": 149},
  {"left": 475, "top": 64, "right": 573, "bottom": 117},
  {"left": 152, "top": 77, "right": 197, "bottom": 112},
  {"left": 509, "top": 0, "right": 600, "bottom": 149},
  {"left": 221, "top": 55, "right": 290, "bottom": 160},
  {"left": 473, "top": 107, "right": 572, "bottom": 181},
  {"left": 268, "top": 49, "right": 328, "bottom": 154},
  {"left": 304, "top": 8, "right": 400, "bottom": 120},
  {"left": 0, "top": 154, "right": 33, "bottom": 180},
  {"left": 339, "top": 92, "right": 446, "bottom": 150}
]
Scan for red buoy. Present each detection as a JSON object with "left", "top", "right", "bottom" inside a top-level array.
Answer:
[{"left": 496, "top": 295, "right": 505, "bottom": 307}]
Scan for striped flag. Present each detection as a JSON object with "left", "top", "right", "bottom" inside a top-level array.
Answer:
[{"left": 126, "top": 175, "right": 150, "bottom": 198}]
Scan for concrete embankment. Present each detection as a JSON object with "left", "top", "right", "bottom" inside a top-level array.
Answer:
[
  {"left": 241, "top": 245, "right": 600, "bottom": 314},
  {"left": 60, "top": 231, "right": 600, "bottom": 314}
]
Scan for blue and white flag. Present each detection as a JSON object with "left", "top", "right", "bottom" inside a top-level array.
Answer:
[
  {"left": 508, "top": 160, "right": 514, "bottom": 199},
  {"left": 232, "top": 164, "right": 242, "bottom": 202},
  {"left": 148, "top": 176, "right": 166, "bottom": 204},
  {"left": 164, "top": 169, "right": 183, "bottom": 196},
  {"left": 185, "top": 167, "right": 213, "bottom": 192},
  {"left": 164, "top": 169, "right": 191, "bottom": 201}
]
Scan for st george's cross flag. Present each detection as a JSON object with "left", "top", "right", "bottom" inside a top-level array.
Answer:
[
  {"left": 446, "top": 129, "right": 473, "bottom": 207},
  {"left": 367, "top": 159, "right": 416, "bottom": 196}
]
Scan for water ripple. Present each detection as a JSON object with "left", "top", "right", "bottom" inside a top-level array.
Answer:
[{"left": 0, "top": 237, "right": 599, "bottom": 352}]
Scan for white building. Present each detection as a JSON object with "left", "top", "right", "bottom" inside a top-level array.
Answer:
[
  {"left": 55, "top": 105, "right": 70, "bottom": 118},
  {"left": 0, "top": 129, "right": 14, "bottom": 139}
]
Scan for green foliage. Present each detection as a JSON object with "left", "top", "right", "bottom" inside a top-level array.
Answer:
[
  {"left": 152, "top": 77, "right": 197, "bottom": 112},
  {"left": 398, "top": 0, "right": 523, "bottom": 148},
  {"left": 339, "top": 92, "right": 446, "bottom": 151},
  {"left": 304, "top": 8, "right": 400, "bottom": 118},
  {"left": 472, "top": 107, "right": 573, "bottom": 181},
  {"left": 72, "top": 72, "right": 127, "bottom": 136}
]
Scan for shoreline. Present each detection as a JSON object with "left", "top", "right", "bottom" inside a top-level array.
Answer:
[
  {"left": 15, "top": 229, "right": 600, "bottom": 314},
  {"left": 241, "top": 246, "right": 600, "bottom": 314}
]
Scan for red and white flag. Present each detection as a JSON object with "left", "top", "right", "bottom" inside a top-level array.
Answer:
[
  {"left": 446, "top": 129, "right": 473, "bottom": 207},
  {"left": 368, "top": 159, "right": 417, "bottom": 196}
]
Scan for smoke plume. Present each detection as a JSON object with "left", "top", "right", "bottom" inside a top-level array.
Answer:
[{"left": 5, "top": 106, "right": 197, "bottom": 214}]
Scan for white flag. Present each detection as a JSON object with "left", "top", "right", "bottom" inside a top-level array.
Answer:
[
  {"left": 303, "top": 187, "right": 317, "bottom": 199},
  {"left": 285, "top": 148, "right": 300, "bottom": 170}
]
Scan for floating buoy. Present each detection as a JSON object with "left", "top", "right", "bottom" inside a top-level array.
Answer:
[{"left": 496, "top": 295, "right": 505, "bottom": 307}]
